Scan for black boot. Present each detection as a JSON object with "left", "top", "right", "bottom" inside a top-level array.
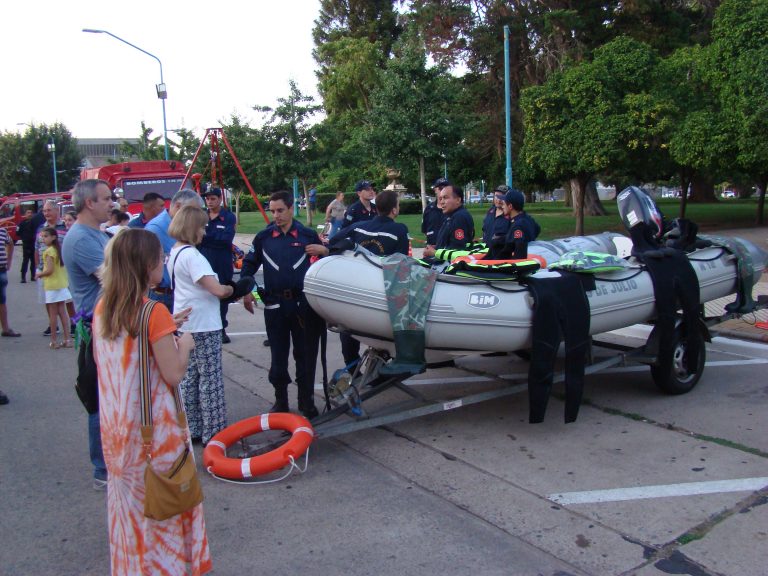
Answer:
[
  {"left": 270, "top": 386, "right": 289, "bottom": 413},
  {"left": 298, "top": 385, "right": 319, "bottom": 420},
  {"left": 379, "top": 330, "right": 427, "bottom": 377},
  {"left": 299, "top": 403, "right": 319, "bottom": 420}
]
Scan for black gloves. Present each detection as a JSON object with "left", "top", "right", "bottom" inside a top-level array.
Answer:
[{"left": 223, "top": 276, "right": 256, "bottom": 303}]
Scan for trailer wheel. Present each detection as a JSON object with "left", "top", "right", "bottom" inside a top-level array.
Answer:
[{"left": 651, "top": 327, "right": 706, "bottom": 395}]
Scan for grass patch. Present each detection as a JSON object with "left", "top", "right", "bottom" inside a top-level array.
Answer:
[
  {"left": 676, "top": 532, "right": 705, "bottom": 546},
  {"left": 233, "top": 198, "right": 765, "bottom": 243}
]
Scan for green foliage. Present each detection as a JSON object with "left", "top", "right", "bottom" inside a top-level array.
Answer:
[
  {"left": 216, "top": 114, "right": 288, "bottom": 194},
  {"left": 317, "top": 37, "right": 384, "bottom": 118},
  {"left": 397, "top": 199, "right": 424, "bottom": 215},
  {"left": 312, "top": 0, "right": 401, "bottom": 63},
  {"left": 0, "top": 123, "right": 82, "bottom": 194},
  {"left": 708, "top": 0, "right": 768, "bottom": 187},
  {"left": 367, "top": 28, "right": 464, "bottom": 188},
  {"left": 116, "top": 122, "right": 165, "bottom": 161},
  {"left": 522, "top": 37, "right": 662, "bottom": 184},
  {"left": 254, "top": 79, "right": 323, "bottom": 191}
]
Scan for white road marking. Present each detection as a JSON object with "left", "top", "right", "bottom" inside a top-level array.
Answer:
[
  {"left": 403, "top": 375, "right": 494, "bottom": 385},
  {"left": 224, "top": 331, "right": 268, "bottom": 336},
  {"left": 589, "top": 358, "right": 768, "bottom": 375},
  {"left": 610, "top": 324, "right": 768, "bottom": 351},
  {"left": 548, "top": 477, "right": 768, "bottom": 505}
]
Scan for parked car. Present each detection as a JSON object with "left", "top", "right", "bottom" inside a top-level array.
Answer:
[{"left": 468, "top": 194, "right": 481, "bottom": 203}]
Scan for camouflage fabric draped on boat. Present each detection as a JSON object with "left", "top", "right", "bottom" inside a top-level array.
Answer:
[
  {"left": 382, "top": 253, "right": 439, "bottom": 331},
  {"left": 700, "top": 235, "right": 757, "bottom": 314}
]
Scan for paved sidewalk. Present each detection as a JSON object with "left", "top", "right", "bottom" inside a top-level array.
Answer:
[{"left": 2, "top": 226, "right": 767, "bottom": 576}]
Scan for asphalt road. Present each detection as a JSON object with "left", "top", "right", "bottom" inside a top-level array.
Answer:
[{"left": 1, "top": 233, "right": 767, "bottom": 576}]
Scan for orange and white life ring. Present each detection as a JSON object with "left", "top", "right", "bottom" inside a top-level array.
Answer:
[{"left": 203, "top": 413, "right": 314, "bottom": 480}]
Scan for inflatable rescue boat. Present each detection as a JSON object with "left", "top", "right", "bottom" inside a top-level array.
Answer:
[{"left": 304, "top": 232, "right": 767, "bottom": 360}]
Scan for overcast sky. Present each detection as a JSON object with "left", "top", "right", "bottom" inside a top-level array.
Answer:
[{"left": 1, "top": 0, "right": 321, "bottom": 140}]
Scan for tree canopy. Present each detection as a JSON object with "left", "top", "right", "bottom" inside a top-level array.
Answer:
[
  {"left": 3, "top": 0, "right": 765, "bottom": 228},
  {"left": 0, "top": 123, "right": 82, "bottom": 194}
]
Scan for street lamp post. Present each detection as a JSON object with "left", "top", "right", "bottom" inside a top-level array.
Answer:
[
  {"left": 47, "top": 137, "right": 58, "bottom": 192},
  {"left": 82, "top": 28, "right": 169, "bottom": 161}
]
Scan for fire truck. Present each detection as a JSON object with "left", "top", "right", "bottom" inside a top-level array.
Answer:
[{"left": 80, "top": 160, "right": 187, "bottom": 216}]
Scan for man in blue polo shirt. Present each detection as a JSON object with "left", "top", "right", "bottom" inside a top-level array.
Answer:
[{"left": 127, "top": 192, "right": 165, "bottom": 229}]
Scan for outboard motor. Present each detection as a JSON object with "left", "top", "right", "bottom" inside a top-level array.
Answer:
[
  {"left": 617, "top": 186, "right": 664, "bottom": 238},
  {"left": 617, "top": 186, "right": 666, "bottom": 258}
]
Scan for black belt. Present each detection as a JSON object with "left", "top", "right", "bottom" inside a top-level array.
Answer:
[
  {"left": 269, "top": 289, "right": 299, "bottom": 300},
  {"left": 151, "top": 286, "right": 173, "bottom": 295}
]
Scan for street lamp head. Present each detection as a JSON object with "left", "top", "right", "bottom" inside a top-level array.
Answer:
[
  {"left": 47, "top": 138, "right": 56, "bottom": 153},
  {"left": 82, "top": 27, "right": 169, "bottom": 160}
]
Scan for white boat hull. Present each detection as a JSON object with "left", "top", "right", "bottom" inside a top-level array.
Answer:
[{"left": 304, "top": 234, "right": 766, "bottom": 359}]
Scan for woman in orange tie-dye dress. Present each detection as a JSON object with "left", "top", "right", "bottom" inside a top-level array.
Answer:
[{"left": 93, "top": 229, "right": 212, "bottom": 576}]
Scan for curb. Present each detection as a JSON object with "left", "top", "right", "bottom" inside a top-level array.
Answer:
[{"left": 710, "top": 327, "right": 768, "bottom": 343}]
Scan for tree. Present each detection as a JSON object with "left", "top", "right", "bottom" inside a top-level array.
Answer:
[
  {"left": 521, "top": 37, "right": 664, "bottom": 234},
  {"left": 317, "top": 36, "right": 384, "bottom": 120},
  {"left": 217, "top": 114, "right": 287, "bottom": 196},
  {"left": 0, "top": 123, "right": 82, "bottom": 194},
  {"left": 117, "top": 122, "right": 165, "bottom": 161},
  {"left": 254, "top": 80, "right": 323, "bottom": 225},
  {"left": 367, "top": 29, "right": 464, "bottom": 209},
  {"left": 167, "top": 128, "right": 200, "bottom": 164},
  {"left": 312, "top": 0, "right": 401, "bottom": 67},
  {"left": 655, "top": 45, "right": 730, "bottom": 211},
  {"left": 707, "top": 0, "right": 768, "bottom": 224},
  {"left": 0, "top": 132, "right": 25, "bottom": 194}
]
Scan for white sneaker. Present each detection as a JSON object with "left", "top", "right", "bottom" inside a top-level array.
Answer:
[{"left": 93, "top": 478, "right": 107, "bottom": 491}]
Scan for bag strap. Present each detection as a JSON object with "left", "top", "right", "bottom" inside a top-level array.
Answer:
[
  {"left": 170, "top": 245, "right": 193, "bottom": 292},
  {"left": 139, "top": 300, "right": 187, "bottom": 460}
]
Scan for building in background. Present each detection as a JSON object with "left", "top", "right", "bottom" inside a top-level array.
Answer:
[{"left": 77, "top": 138, "right": 139, "bottom": 168}]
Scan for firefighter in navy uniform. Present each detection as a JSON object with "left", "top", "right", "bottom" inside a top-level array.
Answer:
[
  {"left": 421, "top": 177, "right": 448, "bottom": 251},
  {"left": 423, "top": 184, "right": 475, "bottom": 258},
  {"left": 199, "top": 187, "right": 237, "bottom": 343},
  {"left": 241, "top": 191, "right": 326, "bottom": 419},
  {"left": 327, "top": 189, "right": 409, "bottom": 256},
  {"left": 338, "top": 180, "right": 377, "bottom": 367},
  {"left": 342, "top": 180, "right": 376, "bottom": 226},
  {"left": 488, "top": 188, "right": 540, "bottom": 259},
  {"left": 482, "top": 185, "right": 511, "bottom": 245}
]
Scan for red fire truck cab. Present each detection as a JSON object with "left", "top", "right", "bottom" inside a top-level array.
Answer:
[{"left": 81, "top": 160, "right": 187, "bottom": 217}]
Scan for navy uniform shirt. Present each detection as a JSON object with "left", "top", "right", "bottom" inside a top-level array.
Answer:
[
  {"left": 330, "top": 215, "right": 409, "bottom": 256},
  {"left": 127, "top": 213, "right": 147, "bottom": 229},
  {"left": 482, "top": 206, "right": 510, "bottom": 245},
  {"left": 493, "top": 211, "right": 540, "bottom": 259},
  {"left": 343, "top": 200, "right": 376, "bottom": 226},
  {"left": 241, "top": 220, "right": 320, "bottom": 296},
  {"left": 421, "top": 201, "right": 444, "bottom": 246},
  {"left": 434, "top": 205, "right": 475, "bottom": 249},
  {"left": 199, "top": 207, "right": 237, "bottom": 282}
]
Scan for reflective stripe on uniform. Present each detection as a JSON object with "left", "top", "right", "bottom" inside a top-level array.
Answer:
[{"left": 263, "top": 250, "right": 280, "bottom": 271}]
